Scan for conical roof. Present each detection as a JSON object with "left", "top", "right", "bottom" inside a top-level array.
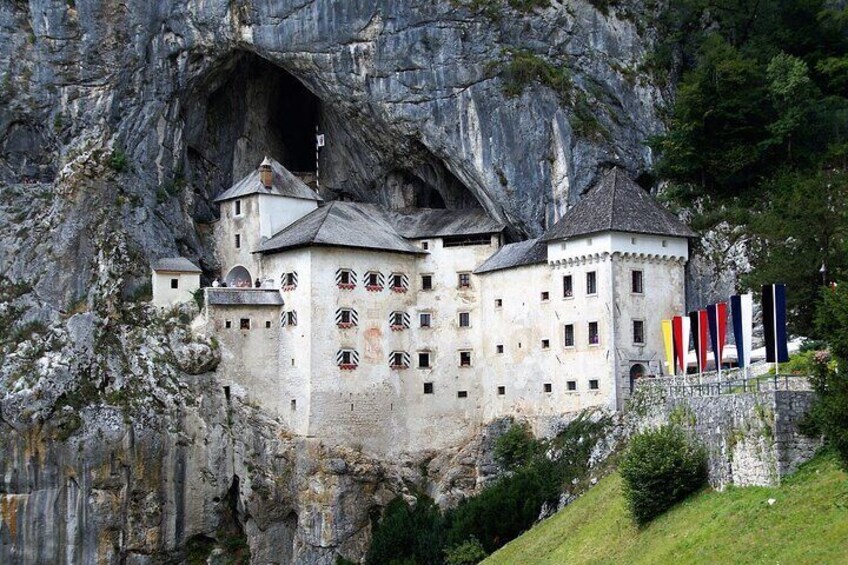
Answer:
[{"left": 542, "top": 168, "right": 696, "bottom": 241}]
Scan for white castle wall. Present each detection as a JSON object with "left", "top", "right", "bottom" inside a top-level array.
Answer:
[{"left": 151, "top": 270, "right": 200, "bottom": 308}]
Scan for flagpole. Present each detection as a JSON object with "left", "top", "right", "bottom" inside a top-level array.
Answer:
[{"left": 773, "top": 285, "right": 779, "bottom": 378}]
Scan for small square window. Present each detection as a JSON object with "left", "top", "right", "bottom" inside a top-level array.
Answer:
[
  {"left": 240, "top": 318, "right": 250, "bottom": 330},
  {"left": 458, "top": 272, "right": 471, "bottom": 289},
  {"left": 589, "top": 379, "right": 599, "bottom": 390},
  {"left": 225, "top": 320, "right": 232, "bottom": 329},
  {"left": 662, "top": 239, "right": 668, "bottom": 248},
  {"left": 586, "top": 271, "right": 597, "bottom": 295},
  {"left": 497, "top": 386, "right": 505, "bottom": 395},
  {"left": 290, "top": 399, "right": 296, "bottom": 411},
  {"left": 418, "top": 352, "right": 431, "bottom": 368},
  {"left": 631, "top": 237, "right": 637, "bottom": 245},
  {"left": 588, "top": 321, "right": 599, "bottom": 345},
  {"left": 632, "top": 270, "right": 644, "bottom": 294},
  {"left": 170, "top": 278, "right": 179, "bottom": 289},
  {"left": 423, "top": 382, "right": 434, "bottom": 394},
  {"left": 421, "top": 275, "right": 433, "bottom": 291},
  {"left": 367, "top": 272, "right": 379, "bottom": 286},
  {"left": 265, "top": 321, "right": 272, "bottom": 329},
  {"left": 544, "top": 383, "right": 552, "bottom": 393},
  {"left": 421, "top": 241, "right": 430, "bottom": 250},
  {"left": 541, "top": 291, "right": 550, "bottom": 301},
  {"left": 457, "top": 390, "right": 468, "bottom": 399},
  {"left": 459, "top": 351, "right": 472, "bottom": 367},
  {"left": 458, "top": 312, "right": 470, "bottom": 327},
  {"left": 564, "top": 324, "right": 575, "bottom": 347},
  {"left": 235, "top": 199, "right": 242, "bottom": 216},
  {"left": 495, "top": 298, "right": 503, "bottom": 308},
  {"left": 391, "top": 312, "right": 405, "bottom": 327},
  {"left": 541, "top": 339, "right": 550, "bottom": 349},
  {"left": 340, "top": 310, "right": 352, "bottom": 325},
  {"left": 339, "top": 270, "right": 352, "bottom": 286},
  {"left": 235, "top": 233, "right": 241, "bottom": 249},
  {"left": 563, "top": 275, "right": 573, "bottom": 298},
  {"left": 419, "top": 313, "right": 432, "bottom": 328},
  {"left": 496, "top": 344, "right": 504, "bottom": 354},
  {"left": 633, "top": 320, "right": 645, "bottom": 345},
  {"left": 567, "top": 380, "right": 577, "bottom": 391}
]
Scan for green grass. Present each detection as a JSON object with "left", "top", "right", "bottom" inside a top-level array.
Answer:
[{"left": 485, "top": 451, "right": 848, "bottom": 564}]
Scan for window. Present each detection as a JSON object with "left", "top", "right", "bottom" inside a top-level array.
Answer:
[
  {"left": 290, "top": 399, "right": 296, "bottom": 411},
  {"left": 234, "top": 199, "right": 242, "bottom": 216},
  {"left": 419, "top": 312, "right": 432, "bottom": 328},
  {"left": 390, "top": 311, "right": 410, "bottom": 330},
  {"left": 458, "top": 312, "right": 470, "bottom": 328},
  {"left": 589, "top": 379, "right": 599, "bottom": 390},
  {"left": 444, "top": 234, "right": 491, "bottom": 247},
  {"left": 240, "top": 318, "right": 250, "bottom": 330},
  {"left": 170, "top": 278, "right": 179, "bottom": 289},
  {"left": 337, "top": 349, "right": 359, "bottom": 370},
  {"left": 496, "top": 344, "right": 504, "bottom": 354},
  {"left": 588, "top": 321, "right": 599, "bottom": 345},
  {"left": 494, "top": 298, "right": 503, "bottom": 308},
  {"left": 632, "top": 270, "right": 643, "bottom": 294},
  {"left": 564, "top": 324, "right": 575, "bottom": 347},
  {"left": 631, "top": 237, "right": 637, "bottom": 245},
  {"left": 662, "top": 239, "right": 668, "bottom": 248},
  {"left": 541, "top": 339, "right": 550, "bottom": 349},
  {"left": 633, "top": 320, "right": 645, "bottom": 345},
  {"left": 544, "top": 383, "right": 552, "bottom": 393},
  {"left": 225, "top": 320, "right": 232, "bottom": 329},
  {"left": 563, "top": 275, "right": 573, "bottom": 298},
  {"left": 390, "top": 273, "right": 408, "bottom": 293},
  {"left": 265, "top": 321, "right": 272, "bottom": 329},
  {"left": 457, "top": 390, "right": 468, "bottom": 398},
  {"left": 421, "top": 274, "right": 433, "bottom": 291},
  {"left": 235, "top": 233, "right": 241, "bottom": 249},
  {"left": 421, "top": 241, "right": 430, "bottom": 250},
  {"left": 281, "top": 311, "right": 298, "bottom": 327},
  {"left": 365, "top": 271, "right": 384, "bottom": 291},
  {"left": 390, "top": 351, "right": 410, "bottom": 369},
  {"left": 586, "top": 271, "right": 597, "bottom": 295},
  {"left": 336, "top": 308, "right": 357, "bottom": 328},
  {"left": 458, "top": 272, "right": 471, "bottom": 289},
  {"left": 497, "top": 386, "right": 506, "bottom": 395},
  {"left": 541, "top": 291, "right": 550, "bottom": 301},
  {"left": 337, "top": 269, "right": 356, "bottom": 289},
  {"left": 423, "top": 382, "right": 434, "bottom": 394},
  {"left": 418, "top": 352, "right": 431, "bottom": 368},
  {"left": 459, "top": 351, "right": 472, "bottom": 367},
  {"left": 281, "top": 271, "right": 298, "bottom": 290},
  {"left": 567, "top": 380, "right": 577, "bottom": 391}
]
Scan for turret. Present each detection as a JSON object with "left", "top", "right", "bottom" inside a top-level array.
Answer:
[{"left": 259, "top": 156, "right": 273, "bottom": 189}]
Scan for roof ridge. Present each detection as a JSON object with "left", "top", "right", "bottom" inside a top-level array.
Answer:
[{"left": 311, "top": 201, "right": 337, "bottom": 242}]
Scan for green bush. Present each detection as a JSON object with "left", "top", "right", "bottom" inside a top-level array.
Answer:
[
  {"left": 620, "top": 425, "right": 708, "bottom": 525},
  {"left": 109, "top": 150, "right": 129, "bottom": 172},
  {"left": 365, "top": 497, "right": 445, "bottom": 565},
  {"left": 444, "top": 537, "right": 487, "bottom": 565},
  {"left": 494, "top": 421, "right": 542, "bottom": 470}
]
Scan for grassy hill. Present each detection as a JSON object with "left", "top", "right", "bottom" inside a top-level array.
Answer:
[{"left": 485, "top": 451, "right": 848, "bottom": 565}]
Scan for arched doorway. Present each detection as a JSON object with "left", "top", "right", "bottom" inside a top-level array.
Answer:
[
  {"left": 629, "top": 363, "right": 647, "bottom": 394},
  {"left": 225, "top": 266, "right": 252, "bottom": 288}
]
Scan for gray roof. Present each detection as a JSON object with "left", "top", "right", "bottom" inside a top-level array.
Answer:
[
  {"left": 151, "top": 257, "right": 202, "bottom": 273},
  {"left": 542, "top": 168, "right": 696, "bottom": 241},
  {"left": 206, "top": 288, "right": 284, "bottom": 306},
  {"left": 474, "top": 239, "right": 548, "bottom": 274},
  {"left": 214, "top": 157, "right": 322, "bottom": 203},
  {"left": 386, "top": 208, "right": 505, "bottom": 239},
  {"left": 257, "top": 201, "right": 425, "bottom": 256}
]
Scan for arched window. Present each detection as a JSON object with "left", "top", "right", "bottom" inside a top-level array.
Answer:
[{"left": 225, "top": 266, "right": 252, "bottom": 288}]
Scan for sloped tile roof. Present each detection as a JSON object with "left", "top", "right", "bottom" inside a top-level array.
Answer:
[
  {"left": 256, "top": 202, "right": 425, "bottom": 255},
  {"left": 386, "top": 208, "right": 505, "bottom": 239},
  {"left": 542, "top": 167, "right": 696, "bottom": 241},
  {"left": 151, "top": 257, "right": 202, "bottom": 273},
  {"left": 474, "top": 239, "right": 548, "bottom": 274},
  {"left": 214, "top": 157, "right": 322, "bottom": 203}
]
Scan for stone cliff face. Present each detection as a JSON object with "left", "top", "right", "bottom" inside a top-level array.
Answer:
[{"left": 0, "top": 0, "right": 671, "bottom": 562}]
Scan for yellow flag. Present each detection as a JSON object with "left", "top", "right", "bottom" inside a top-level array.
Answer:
[{"left": 661, "top": 319, "right": 675, "bottom": 375}]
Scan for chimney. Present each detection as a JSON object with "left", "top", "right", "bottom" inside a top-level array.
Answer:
[{"left": 259, "top": 156, "right": 273, "bottom": 189}]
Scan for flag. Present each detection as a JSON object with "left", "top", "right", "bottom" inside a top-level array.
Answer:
[
  {"left": 731, "top": 294, "right": 753, "bottom": 368},
  {"left": 688, "top": 310, "right": 708, "bottom": 372},
  {"left": 672, "top": 315, "right": 691, "bottom": 374},
  {"left": 661, "top": 319, "right": 674, "bottom": 375},
  {"left": 707, "top": 302, "right": 728, "bottom": 371},
  {"left": 762, "top": 284, "right": 789, "bottom": 363}
]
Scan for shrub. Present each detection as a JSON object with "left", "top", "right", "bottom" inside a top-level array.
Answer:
[
  {"left": 109, "top": 150, "right": 129, "bottom": 173},
  {"left": 365, "top": 497, "right": 444, "bottom": 565},
  {"left": 444, "top": 537, "right": 487, "bottom": 565},
  {"left": 620, "top": 425, "right": 708, "bottom": 525},
  {"left": 499, "top": 51, "right": 571, "bottom": 100},
  {"left": 494, "top": 421, "right": 542, "bottom": 470}
]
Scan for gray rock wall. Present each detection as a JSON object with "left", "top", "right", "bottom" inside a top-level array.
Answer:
[{"left": 631, "top": 384, "right": 821, "bottom": 488}]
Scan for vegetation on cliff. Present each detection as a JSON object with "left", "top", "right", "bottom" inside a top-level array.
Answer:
[{"left": 485, "top": 450, "right": 848, "bottom": 564}]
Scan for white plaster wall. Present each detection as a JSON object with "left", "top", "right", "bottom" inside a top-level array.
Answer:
[
  {"left": 151, "top": 271, "right": 200, "bottom": 308},
  {"left": 547, "top": 231, "right": 688, "bottom": 264},
  {"left": 213, "top": 198, "right": 263, "bottom": 283},
  {"left": 257, "top": 194, "right": 318, "bottom": 239}
]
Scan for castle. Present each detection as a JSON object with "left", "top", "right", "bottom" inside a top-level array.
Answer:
[{"left": 157, "top": 157, "right": 695, "bottom": 455}]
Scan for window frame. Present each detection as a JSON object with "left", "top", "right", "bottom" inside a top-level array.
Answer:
[
  {"left": 566, "top": 380, "right": 577, "bottom": 392},
  {"left": 586, "top": 271, "right": 597, "bottom": 295},
  {"left": 457, "top": 272, "right": 471, "bottom": 289},
  {"left": 235, "top": 233, "right": 241, "bottom": 249},
  {"left": 419, "top": 312, "right": 433, "bottom": 328},
  {"left": 589, "top": 379, "right": 600, "bottom": 390},
  {"left": 563, "top": 275, "right": 573, "bottom": 298},
  {"left": 458, "top": 311, "right": 471, "bottom": 328},
  {"left": 633, "top": 319, "right": 645, "bottom": 345},
  {"left": 234, "top": 199, "right": 242, "bottom": 216},
  {"left": 170, "top": 278, "right": 179, "bottom": 289},
  {"left": 631, "top": 270, "right": 644, "bottom": 295},
  {"left": 564, "top": 324, "right": 575, "bottom": 348},
  {"left": 421, "top": 274, "right": 433, "bottom": 291},
  {"left": 588, "top": 321, "right": 600, "bottom": 346},
  {"left": 459, "top": 350, "right": 472, "bottom": 368},
  {"left": 418, "top": 351, "right": 432, "bottom": 369}
]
